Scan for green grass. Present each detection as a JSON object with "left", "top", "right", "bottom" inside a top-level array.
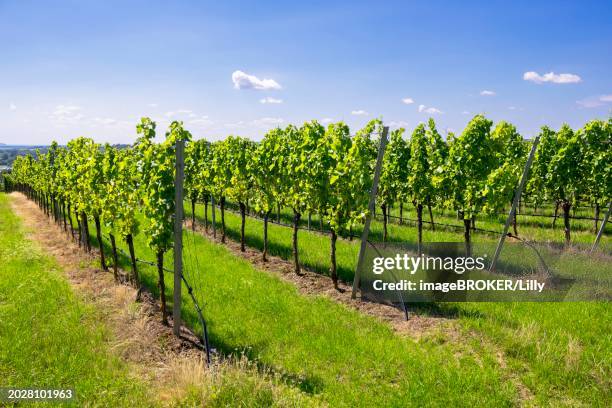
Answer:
[
  {"left": 102, "top": 221, "right": 518, "bottom": 406},
  {"left": 0, "top": 194, "right": 150, "bottom": 407},
  {"left": 181, "top": 202, "right": 611, "bottom": 405},
  {"left": 58, "top": 197, "right": 611, "bottom": 406}
]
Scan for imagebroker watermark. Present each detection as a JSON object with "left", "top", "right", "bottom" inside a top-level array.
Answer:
[
  {"left": 372, "top": 278, "right": 545, "bottom": 293},
  {"left": 358, "top": 242, "right": 610, "bottom": 302}
]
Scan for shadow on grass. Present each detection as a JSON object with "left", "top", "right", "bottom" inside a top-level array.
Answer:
[{"left": 82, "top": 223, "right": 327, "bottom": 396}]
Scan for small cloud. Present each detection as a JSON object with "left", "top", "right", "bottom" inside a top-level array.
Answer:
[
  {"left": 321, "top": 118, "right": 334, "bottom": 124},
  {"left": 189, "top": 115, "right": 213, "bottom": 126},
  {"left": 461, "top": 110, "right": 471, "bottom": 115},
  {"left": 9, "top": 102, "right": 17, "bottom": 111},
  {"left": 224, "top": 121, "right": 246, "bottom": 129},
  {"left": 508, "top": 106, "right": 517, "bottom": 110},
  {"left": 523, "top": 71, "right": 581, "bottom": 84},
  {"left": 351, "top": 110, "right": 368, "bottom": 116},
  {"left": 259, "top": 97, "right": 283, "bottom": 104},
  {"left": 49, "top": 104, "right": 83, "bottom": 125},
  {"left": 418, "top": 104, "right": 442, "bottom": 114},
  {"left": 389, "top": 120, "right": 409, "bottom": 128},
  {"left": 53, "top": 104, "right": 81, "bottom": 116},
  {"left": 165, "top": 109, "right": 193, "bottom": 117},
  {"left": 401, "top": 97, "right": 414, "bottom": 105},
  {"left": 148, "top": 103, "right": 158, "bottom": 108},
  {"left": 576, "top": 94, "right": 612, "bottom": 108},
  {"left": 480, "top": 90, "right": 496, "bottom": 96},
  {"left": 232, "top": 70, "right": 282, "bottom": 90},
  {"left": 251, "top": 117, "right": 284, "bottom": 127},
  {"left": 92, "top": 117, "right": 117, "bottom": 126}
]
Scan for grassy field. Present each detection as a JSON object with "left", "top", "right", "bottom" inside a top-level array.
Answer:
[
  {"left": 10, "top": 192, "right": 609, "bottom": 406},
  {"left": 181, "top": 201, "right": 611, "bottom": 406},
  {"left": 0, "top": 194, "right": 150, "bottom": 407},
  {"left": 95, "top": 216, "right": 517, "bottom": 406}
]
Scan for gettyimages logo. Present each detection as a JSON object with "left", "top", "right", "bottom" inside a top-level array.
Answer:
[{"left": 372, "top": 253, "right": 487, "bottom": 275}]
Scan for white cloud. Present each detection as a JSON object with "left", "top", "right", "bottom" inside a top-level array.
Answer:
[
  {"left": 461, "top": 110, "right": 471, "bottom": 115},
  {"left": 576, "top": 94, "right": 612, "bottom": 108},
  {"left": 165, "top": 109, "right": 193, "bottom": 117},
  {"left": 224, "top": 121, "right": 246, "bottom": 129},
  {"left": 480, "top": 90, "right": 496, "bottom": 96},
  {"left": 321, "top": 117, "right": 334, "bottom": 124},
  {"left": 251, "top": 117, "right": 284, "bottom": 127},
  {"left": 53, "top": 104, "right": 81, "bottom": 116},
  {"left": 389, "top": 120, "right": 410, "bottom": 128},
  {"left": 92, "top": 117, "right": 117, "bottom": 126},
  {"left": 523, "top": 71, "right": 581, "bottom": 84},
  {"left": 401, "top": 97, "right": 414, "bottom": 104},
  {"left": 232, "top": 70, "right": 282, "bottom": 90},
  {"left": 148, "top": 103, "right": 158, "bottom": 108},
  {"left": 189, "top": 115, "right": 213, "bottom": 126},
  {"left": 260, "top": 97, "right": 283, "bottom": 104},
  {"left": 9, "top": 102, "right": 17, "bottom": 111},
  {"left": 418, "top": 104, "right": 442, "bottom": 114},
  {"left": 351, "top": 109, "right": 368, "bottom": 116},
  {"left": 49, "top": 104, "right": 83, "bottom": 125}
]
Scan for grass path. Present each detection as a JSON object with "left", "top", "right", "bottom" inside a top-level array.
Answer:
[
  {"left": 3, "top": 193, "right": 317, "bottom": 407},
  {"left": 0, "top": 193, "right": 150, "bottom": 407}
]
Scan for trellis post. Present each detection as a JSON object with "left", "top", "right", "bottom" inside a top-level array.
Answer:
[
  {"left": 489, "top": 136, "right": 539, "bottom": 271},
  {"left": 351, "top": 126, "right": 389, "bottom": 299},
  {"left": 173, "top": 139, "right": 185, "bottom": 336},
  {"left": 591, "top": 201, "right": 611, "bottom": 252}
]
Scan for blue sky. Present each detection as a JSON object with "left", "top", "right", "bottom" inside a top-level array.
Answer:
[{"left": 1, "top": 0, "right": 610, "bottom": 144}]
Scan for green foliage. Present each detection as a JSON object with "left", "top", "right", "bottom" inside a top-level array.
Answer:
[
  {"left": 224, "top": 136, "right": 256, "bottom": 205},
  {"left": 379, "top": 127, "right": 409, "bottom": 208},
  {"left": 446, "top": 114, "right": 495, "bottom": 219},
  {"left": 251, "top": 128, "right": 289, "bottom": 213},
  {"left": 426, "top": 119, "right": 450, "bottom": 206},
  {"left": 483, "top": 121, "right": 528, "bottom": 213},
  {"left": 137, "top": 119, "right": 192, "bottom": 254},
  {"left": 407, "top": 123, "right": 433, "bottom": 206},
  {"left": 327, "top": 121, "right": 378, "bottom": 231},
  {"left": 527, "top": 126, "right": 558, "bottom": 205},
  {"left": 580, "top": 119, "right": 611, "bottom": 206},
  {"left": 548, "top": 124, "right": 584, "bottom": 204}
]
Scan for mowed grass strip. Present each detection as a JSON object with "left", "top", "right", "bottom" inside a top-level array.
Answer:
[
  {"left": 0, "top": 193, "right": 150, "bottom": 407},
  {"left": 186, "top": 202, "right": 612, "bottom": 406}
]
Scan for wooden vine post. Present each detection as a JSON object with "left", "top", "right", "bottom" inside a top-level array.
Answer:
[{"left": 173, "top": 139, "right": 185, "bottom": 337}]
